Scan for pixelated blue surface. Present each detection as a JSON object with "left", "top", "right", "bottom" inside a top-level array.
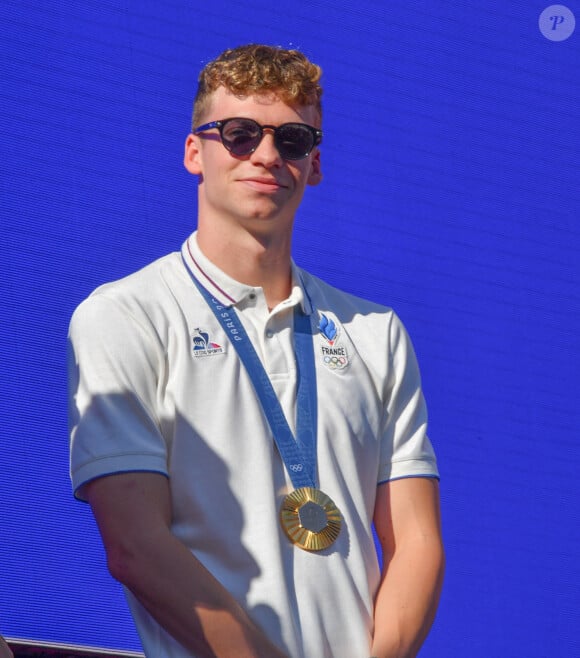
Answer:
[{"left": 1, "top": 1, "right": 579, "bottom": 655}]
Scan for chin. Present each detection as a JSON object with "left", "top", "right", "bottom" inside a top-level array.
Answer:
[
  {"left": 239, "top": 212, "right": 293, "bottom": 236},
  {"left": 242, "top": 204, "right": 287, "bottom": 223}
]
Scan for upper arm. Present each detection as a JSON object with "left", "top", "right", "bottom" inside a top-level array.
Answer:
[{"left": 373, "top": 477, "right": 443, "bottom": 561}]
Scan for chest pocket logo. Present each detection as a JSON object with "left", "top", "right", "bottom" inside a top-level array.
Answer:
[
  {"left": 318, "top": 314, "right": 349, "bottom": 371},
  {"left": 191, "top": 327, "right": 225, "bottom": 357}
]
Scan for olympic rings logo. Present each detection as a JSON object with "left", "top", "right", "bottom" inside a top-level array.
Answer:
[
  {"left": 289, "top": 464, "right": 303, "bottom": 472},
  {"left": 323, "top": 355, "right": 348, "bottom": 369}
]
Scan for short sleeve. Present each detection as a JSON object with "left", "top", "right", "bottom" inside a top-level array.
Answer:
[
  {"left": 378, "top": 313, "right": 439, "bottom": 483},
  {"left": 68, "top": 293, "right": 168, "bottom": 501}
]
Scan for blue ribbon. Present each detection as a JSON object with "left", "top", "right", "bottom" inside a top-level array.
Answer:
[{"left": 183, "top": 257, "right": 318, "bottom": 489}]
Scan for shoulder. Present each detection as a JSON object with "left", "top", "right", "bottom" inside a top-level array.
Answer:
[
  {"left": 68, "top": 251, "right": 191, "bottom": 360},
  {"left": 88, "top": 251, "right": 183, "bottom": 305},
  {"left": 298, "top": 267, "right": 400, "bottom": 338},
  {"left": 71, "top": 251, "right": 184, "bottom": 327},
  {"left": 299, "top": 268, "right": 393, "bottom": 315},
  {"left": 298, "top": 267, "right": 418, "bottom": 374}
]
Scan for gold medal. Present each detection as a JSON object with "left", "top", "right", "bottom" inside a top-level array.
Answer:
[{"left": 280, "top": 487, "right": 342, "bottom": 551}]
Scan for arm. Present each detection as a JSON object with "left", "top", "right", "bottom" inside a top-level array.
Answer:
[
  {"left": 85, "top": 472, "right": 287, "bottom": 658},
  {"left": 371, "top": 477, "right": 445, "bottom": 658}
]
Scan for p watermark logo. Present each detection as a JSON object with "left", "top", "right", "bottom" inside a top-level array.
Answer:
[{"left": 539, "top": 5, "right": 576, "bottom": 41}]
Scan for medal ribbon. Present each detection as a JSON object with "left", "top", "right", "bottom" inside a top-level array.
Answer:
[{"left": 183, "top": 256, "right": 318, "bottom": 490}]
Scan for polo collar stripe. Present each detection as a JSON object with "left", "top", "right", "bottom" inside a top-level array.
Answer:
[{"left": 186, "top": 238, "right": 237, "bottom": 305}]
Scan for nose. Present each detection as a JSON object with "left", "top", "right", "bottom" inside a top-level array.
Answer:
[{"left": 249, "top": 129, "right": 283, "bottom": 168}]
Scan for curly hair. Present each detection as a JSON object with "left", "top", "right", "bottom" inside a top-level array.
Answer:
[{"left": 192, "top": 44, "right": 323, "bottom": 130}]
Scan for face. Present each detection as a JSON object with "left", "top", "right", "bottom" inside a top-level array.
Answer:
[{"left": 184, "top": 87, "right": 322, "bottom": 238}]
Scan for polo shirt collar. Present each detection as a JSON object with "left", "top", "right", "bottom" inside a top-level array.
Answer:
[{"left": 182, "top": 232, "right": 313, "bottom": 315}]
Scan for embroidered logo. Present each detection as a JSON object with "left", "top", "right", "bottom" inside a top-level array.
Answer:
[
  {"left": 191, "top": 328, "right": 225, "bottom": 357},
  {"left": 318, "top": 314, "right": 338, "bottom": 345},
  {"left": 318, "top": 313, "right": 349, "bottom": 370}
]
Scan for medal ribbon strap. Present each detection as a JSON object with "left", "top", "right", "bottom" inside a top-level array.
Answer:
[
  {"left": 182, "top": 256, "right": 318, "bottom": 489},
  {"left": 292, "top": 310, "right": 317, "bottom": 482}
]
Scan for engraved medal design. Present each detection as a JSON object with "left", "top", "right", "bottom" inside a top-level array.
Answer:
[{"left": 280, "top": 487, "right": 342, "bottom": 551}]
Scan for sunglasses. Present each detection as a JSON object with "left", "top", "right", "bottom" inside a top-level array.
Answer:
[{"left": 193, "top": 117, "right": 322, "bottom": 160}]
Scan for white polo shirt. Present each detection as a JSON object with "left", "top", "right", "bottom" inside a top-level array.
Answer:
[{"left": 68, "top": 232, "right": 438, "bottom": 658}]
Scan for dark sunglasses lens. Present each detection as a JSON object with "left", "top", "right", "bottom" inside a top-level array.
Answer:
[
  {"left": 221, "top": 119, "right": 262, "bottom": 155},
  {"left": 276, "top": 124, "right": 315, "bottom": 160}
]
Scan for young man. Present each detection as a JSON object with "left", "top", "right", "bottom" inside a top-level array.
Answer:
[{"left": 68, "top": 45, "right": 444, "bottom": 658}]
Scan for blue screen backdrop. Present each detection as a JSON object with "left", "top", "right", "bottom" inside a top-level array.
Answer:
[{"left": 1, "top": 1, "right": 579, "bottom": 656}]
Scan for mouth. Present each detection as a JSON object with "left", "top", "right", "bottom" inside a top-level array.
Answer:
[{"left": 239, "top": 177, "right": 287, "bottom": 193}]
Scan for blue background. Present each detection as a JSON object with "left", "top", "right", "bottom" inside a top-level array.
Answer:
[{"left": 1, "top": 1, "right": 579, "bottom": 656}]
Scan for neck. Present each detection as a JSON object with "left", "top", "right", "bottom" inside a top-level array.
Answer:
[{"left": 196, "top": 223, "right": 293, "bottom": 308}]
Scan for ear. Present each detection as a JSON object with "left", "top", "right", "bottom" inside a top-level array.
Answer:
[
  {"left": 307, "top": 148, "right": 322, "bottom": 186},
  {"left": 184, "top": 134, "right": 203, "bottom": 176}
]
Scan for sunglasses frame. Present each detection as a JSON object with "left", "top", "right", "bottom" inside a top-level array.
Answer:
[{"left": 193, "top": 117, "right": 322, "bottom": 160}]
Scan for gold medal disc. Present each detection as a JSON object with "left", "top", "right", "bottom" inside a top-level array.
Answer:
[{"left": 280, "top": 487, "right": 342, "bottom": 551}]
